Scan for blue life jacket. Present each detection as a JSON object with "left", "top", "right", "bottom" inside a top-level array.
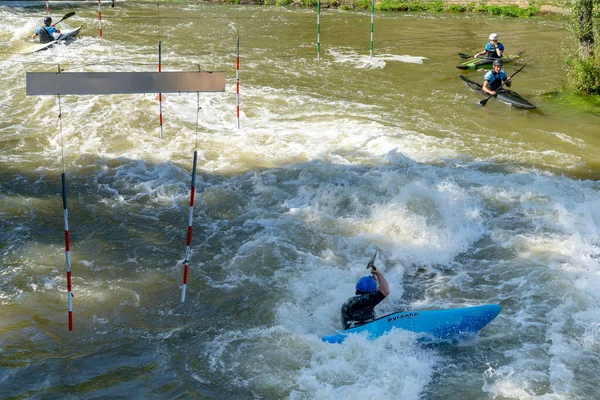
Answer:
[
  {"left": 37, "top": 26, "right": 57, "bottom": 44},
  {"left": 484, "top": 70, "right": 508, "bottom": 91}
]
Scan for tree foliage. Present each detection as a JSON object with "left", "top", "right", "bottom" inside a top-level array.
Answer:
[{"left": 566, "top": 0, "right": 600, "bottom": 94}]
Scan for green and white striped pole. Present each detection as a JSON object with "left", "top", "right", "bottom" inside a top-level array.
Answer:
[
  {"left": 369, "top": 0, "right": 375, "bottom": 59},
  {"left": 317, "top": 0, "right": 321, "bottom": 61}
]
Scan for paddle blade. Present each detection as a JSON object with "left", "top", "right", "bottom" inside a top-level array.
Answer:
[
  {"left": 458, "top": 53, "right": 471, "bottom": 59},
  {"left": 54, "top": 11, "right": 75, "bottom": 25},
  {"left": 478, "top": 96, "right": 492, "bottom": 106},
  {"left": 366, "top": 250, "right": 378, "bottom": 269}
]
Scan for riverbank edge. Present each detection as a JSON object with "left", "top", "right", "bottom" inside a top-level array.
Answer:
[{"left": 172, "top": 0, "right": 570, "bottom": 17}]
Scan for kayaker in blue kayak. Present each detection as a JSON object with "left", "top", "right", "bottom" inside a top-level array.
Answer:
[
  {"left": 341, "top": 260, "right": 390, "bottom": 329},
  {"left": 482, "top": 59, "right": 512, "bottom": 96},
  {"left": 30, "top": 17, "right": 61, "bottom": 44},
  {"left": 474, "top": 33, "right": 504, "bottom": 59}
]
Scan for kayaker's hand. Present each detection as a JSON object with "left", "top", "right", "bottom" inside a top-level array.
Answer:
[{"left": 370, "top": 267, "right": 380, "bottom": 282}]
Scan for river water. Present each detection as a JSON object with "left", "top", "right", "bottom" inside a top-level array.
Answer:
[{"left": 1, "top": 2, "right": 600, "bottom": 399}]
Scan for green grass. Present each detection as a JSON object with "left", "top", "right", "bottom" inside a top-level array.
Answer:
[
  {"left": 147, "top": 0, "right": 562, "bottom": 17},
  {"left": 308, "top": 0, "right": 544, "bottom": 17}
]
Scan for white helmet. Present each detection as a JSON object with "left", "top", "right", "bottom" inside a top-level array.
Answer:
[{"left": 489, "top": 33, "right": 499, "bottom": 41}]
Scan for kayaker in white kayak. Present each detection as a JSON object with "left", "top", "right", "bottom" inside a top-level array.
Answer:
[
  {"left": 474, "top": 33, "right": 504, "bottom": 59},
  {"left": 482, "top": 59, "right": 512, "bottom": 96},
  {"left": 30, "top": 17, "right": 61, "bottom": 44},
  {"left": 341, "top": 258, "right": 390, "bottom": 329}
]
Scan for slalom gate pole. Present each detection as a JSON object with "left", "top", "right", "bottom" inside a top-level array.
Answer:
[
  {"left": 46, "top": 0, "right": 50, "bottom": 14},
  {"left": 98, "top": 0, "right": 103, "bottom": 38},
  {"left": 58, "top": 90, "right": 73, "bottom": 331},
  {"left": 158, "top": 41, "right": 164, "bottom": 138},
  {"left": 236, "top": 37, "right": 240, "bottom": 129},
  {"left": 317, "top": 0, "right": 321, "bottom": 62},
  {"left": 181, "top": 150, "right": 198, "bottom": 302},
  {"left": 61, "top": 171, "right": 73, "bottom": 331},
  {"left": 369, "top": 0, "right": 374, "bottom": 59}
]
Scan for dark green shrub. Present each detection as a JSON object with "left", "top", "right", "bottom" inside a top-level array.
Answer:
[
  {"left": 448, "top": 4, "right": 466, "bottom": 13},
  {"left": 355, "top": 0, "right": 371, "bottom": 10}
]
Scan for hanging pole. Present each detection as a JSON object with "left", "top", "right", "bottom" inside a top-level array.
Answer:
[
  {"left": 46, "top": 0, "right": 50, "bottom": 14},
  {"left": 236, "top": 37, "right": 240, "bottom": 129},
  {"left": 57, "top": 66, "right": 73, "bottom": 331},
  {"left": 181, "top": 150, "right": 198, "bottom": 302},
  {"left": 369, "top": 0, "right": 375, "bottom": 59},
  {"left": 61, "top": 170, "right": 73, "bottom": 331},
  {"left": 158, "top": 41, "right": 164, "bottom": 139},
  {"left": 98, "top": 0, "right": 103, "bottom": 38},
  {"left": 317, "top": 0, "right": 321, "bottom": 62}
]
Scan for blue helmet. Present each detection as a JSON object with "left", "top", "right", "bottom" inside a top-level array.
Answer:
[{"left": 356, "top": 276, "right": 377, "bottom": 294}]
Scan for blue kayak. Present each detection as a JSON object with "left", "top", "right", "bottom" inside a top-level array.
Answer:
[{"left": 322, "top": 304, "right": 501, "bottom": 344}]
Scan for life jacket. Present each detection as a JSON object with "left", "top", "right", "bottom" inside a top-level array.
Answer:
[
  {"left": 488, "top": 71, "right": 504, "bottom": 92},
  {"left": 486, "top": 42, "right": 503, "bottom": 59},
  {"left": 487, "top": 48, "right": 500, "bottom": 59},
  {"left": 340, "top": 291, "right": 386, "bottom": 329},
  {"left": 38, "top": 26, "right": 53, "bottom": 44}
]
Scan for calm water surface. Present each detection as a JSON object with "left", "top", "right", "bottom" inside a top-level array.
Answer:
[{"left": 1, "top": 3, "right": 600, "bottom": 399}]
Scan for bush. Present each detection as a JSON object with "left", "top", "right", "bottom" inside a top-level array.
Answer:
[
  {"left": 564, "top": 0, "right": 600, "bottom": 94},
  {"left": 448, "top": 4, "right": 467, "bottom": 13},
  {"left": 567, "top": 56, "right": 600, "bottom": 95},
  {"left": 377, "top": 0, "right": 408, "bottom": 11}
]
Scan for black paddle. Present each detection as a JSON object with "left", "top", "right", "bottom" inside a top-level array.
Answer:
[
  {"left": 52, "top": 11, "right": 75, "bottom": 27},
  {"left": 366, "top": 250, "right": 378, "bottom": 271},
  {"left": 479, "top": 63, "right": 527, "bottom": 107}
]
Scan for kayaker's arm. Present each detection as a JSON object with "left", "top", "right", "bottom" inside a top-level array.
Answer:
[
  {"left": 504, "top": 77, "right": 512, "bottom": 88},
  {"left": 482, "top": 80, "right": 496, "bottom": 96},
  {"left": 474, "top": 49, "right": 486, "bottom": 58},
  {"left": 370, "top": 268, "right": 390, "bottom": 296}
]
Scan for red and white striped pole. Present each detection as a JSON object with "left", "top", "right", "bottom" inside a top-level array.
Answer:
[
  {"left": 158, "top": 41, "right": 164, "bottom": 139},
  {"left": 46, "top": 0, "right": 50, "bottom": 14},
  {"left": 236, "top": 36, "right": 240, "bottom": 129},
  {"left": 97, "top": 0, "right": 103, "bottom": 38},
  {"left": 181, "top": 151, "right": 198, "bottom": 302},
  {"left": 61, "top": 172, "right": 73, "bottom": 331}
]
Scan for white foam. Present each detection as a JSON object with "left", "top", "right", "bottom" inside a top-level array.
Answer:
[{"left": 328, "top": 48, "right": 427, "bottom": 68}]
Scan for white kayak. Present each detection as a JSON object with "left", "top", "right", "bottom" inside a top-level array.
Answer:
[{"left": 24, "top": 26, "right": 82, "bottom": 54}]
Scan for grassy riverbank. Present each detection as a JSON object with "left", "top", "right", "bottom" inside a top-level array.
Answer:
[{"left": 150, "top": 0, "right": 570, "bottom": 17}]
